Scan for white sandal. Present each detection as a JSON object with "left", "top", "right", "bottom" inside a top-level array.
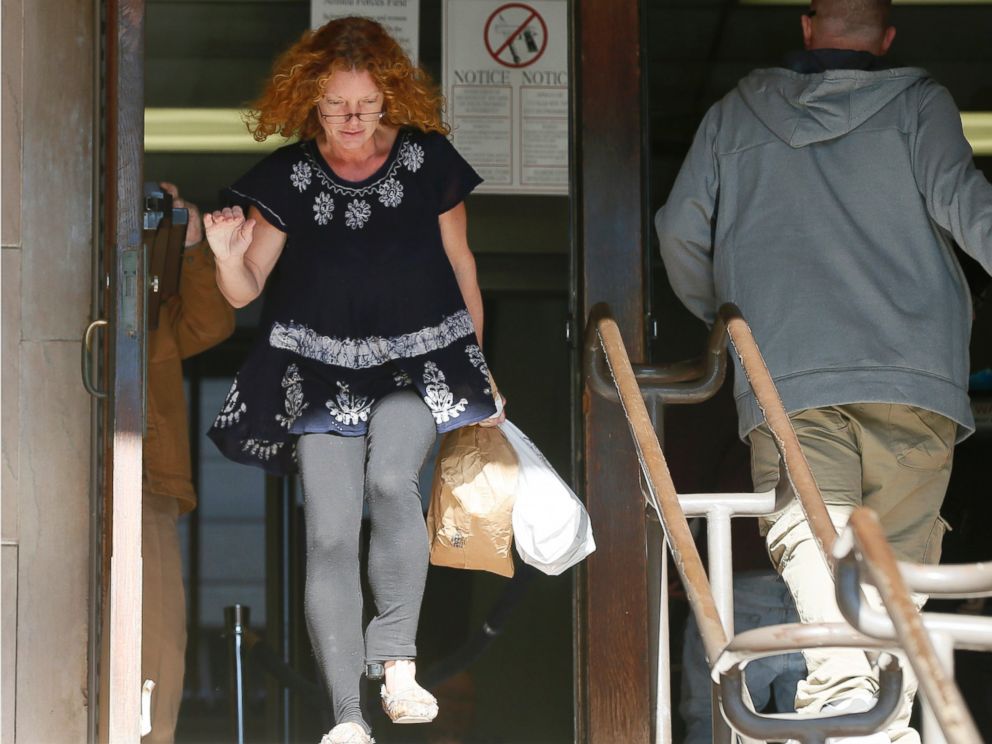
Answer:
[
  {"left": 380, "top": 683, "right": 439, "bottom": 724},
  {"left": 320, "top": 721, "right": 375, "bottom": 744}
]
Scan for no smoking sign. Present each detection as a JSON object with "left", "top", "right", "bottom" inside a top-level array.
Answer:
[{"left": 484, "top": 3, "right": 548, "bottom": 68}]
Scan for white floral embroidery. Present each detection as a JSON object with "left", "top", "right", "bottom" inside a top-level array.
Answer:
[
  {"left": 393, "top": 369, "right": 413, "bottom": 388},
  {"left": 303, "top": 133, "right": 408, "bottom": 196},
  {"left": 275, "top": 363, "right": 309, "bottom": 429},
  {"left": 465, "top": 345, "right": 489, "bottom": 376},
  {"left": 242, "top": 438, "right": 282, "bottom": 461},
  {"left": 313, "top": 192, "right": 334, "bottom": 225},
  {"left": 465, "top": 344, "right": 492, "bottom": 394},
  {"left": 214, "top": 379, "right": 247, "bottom": 428},
  {"left": 423, "top": 362, "right": 467, "bottom": 424},
  {"left": 326, "top": 382, "right": 372, "bottom": 425},
  {"left": 300, "top": 134, "right": 414, "bottom": 231},
  {"left": 345, "top": 199, "right": 372, "bottom": 230},
  {"left": 400, "top": 141, "right": 425, "bottom": 172},
  {"left": 269, "top": 310, "right": 475, "bottom": 369},
  {"left": 291, "top": 161, "right": 312, "bottom": 192},
  {"left": 377, "top": 178, "right": 404, "bottom": 208}
]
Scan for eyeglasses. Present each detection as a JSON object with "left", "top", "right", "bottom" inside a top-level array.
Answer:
[
  {"left": 317, "top": 109, "right": 385, "bottom": 123},
  {"left": 805, "top": 8, "right": 816, "bottom": 17}
]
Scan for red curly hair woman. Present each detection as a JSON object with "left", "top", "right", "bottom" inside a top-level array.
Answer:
[{"left": 203, "top": 17, "right": 504, "bottom": 744}]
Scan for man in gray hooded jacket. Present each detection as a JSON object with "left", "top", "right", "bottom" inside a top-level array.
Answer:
[{"left": 655, "top": 1, "right": 992, "bottom": 742}]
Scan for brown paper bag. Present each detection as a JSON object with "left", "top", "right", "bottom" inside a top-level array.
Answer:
[{"left": 427, "top": 424, "right": 519, "bottom": 577}]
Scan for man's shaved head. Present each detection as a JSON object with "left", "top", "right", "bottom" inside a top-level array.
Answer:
[
  {"left": 804, "top": 0, "right": 895, "bottom": 55},
  {"left": 813, "top": 0, "right": 891, "bottom": 35}
]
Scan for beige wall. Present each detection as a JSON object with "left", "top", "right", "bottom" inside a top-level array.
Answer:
[{"left": 2, "top": 0, "right": 97, "bottom": 741}]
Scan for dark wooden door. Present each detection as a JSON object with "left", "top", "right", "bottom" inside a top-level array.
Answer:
[{"left": 574, "top": 1, "right": 652, "bottom": 742}]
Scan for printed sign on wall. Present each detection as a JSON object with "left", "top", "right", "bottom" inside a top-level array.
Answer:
[
  {"left": 312, "top": 0, "right": 420, "bottom": 65},
  {"left": 443, "top": 0, "right": 568, "bottom": 195}
]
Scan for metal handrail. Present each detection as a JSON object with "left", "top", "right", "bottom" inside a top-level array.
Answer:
[
  {"left": 584, "top": 303, "right": 838, "bottom": 561},
  {"left": 586, "top": 301, "right": 992, "bottom": 743},
  {"left": 595, "top": 303, "right": 992, "bottom": 600},
  {"left": 720, "top": 650, "right": 903, "bottom": 744},
  {"left": 713, "top": 622, "right": 892, "bottom": 677},
  {"left": 836, "top": 556, "right": 992, "bottom": 652},
  {"left": 837, "top": 509, "right": 983, "bottom": 744},
  {"left": 899, "top": 561, "right": 992, "bottom": 598},
  {"left": 584, "top": 304, "right": 905, "bottom": 742},
  {"left": 718, "top": 305, "right": 839, "bottom": 563},
  {"left": 714, "top": 619, "right": 904, "bottom": 743},
  {"left": 583, "top": 304, "right": 728, "bottom": 405},
  {"left": 585, "top": 303, "right": 729, "bottom": 665}
]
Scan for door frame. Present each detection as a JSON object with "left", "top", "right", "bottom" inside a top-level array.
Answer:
[
  {"left": 93, "top": 1, "right": 653, "bottom": 739},
  {"left": 573, "top": 0, "right": 652, "bottom": 742},
  {"left": 99, "top": 0, "right": 146, "bottom": 739}
]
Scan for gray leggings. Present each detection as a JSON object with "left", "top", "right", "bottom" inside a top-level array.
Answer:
[{"left": 298, "top": 390, "right": 437, "bottom": 731}]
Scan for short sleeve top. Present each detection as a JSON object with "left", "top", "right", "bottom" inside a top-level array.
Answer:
[{"left": 208, "top": 128, "right": 496, "bottom": 475}]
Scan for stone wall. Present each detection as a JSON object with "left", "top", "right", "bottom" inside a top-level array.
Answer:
[{"left": 1, "top": 0, "right": 96, "bottom": 740}]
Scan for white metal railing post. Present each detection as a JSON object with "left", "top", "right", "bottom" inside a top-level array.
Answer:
[
  {"left": 681, "top": 493, "right": 775, "bottom": 744},
  {"left": 708, "top": 507, "right": 736, "bottom": 744},
  {"left": 707, "top": 507, "right": 735, "bottom": 636},
  {"left": 921, "top": 632, "right": 954, "bottom": 744},
  {"left": 658, "top": 531, "right": 672, "bottom": 744},
  {"left": 646, "top": 511, "right": 673, "bottom": 744}
]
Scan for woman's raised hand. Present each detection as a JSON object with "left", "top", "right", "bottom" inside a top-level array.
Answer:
[{"left": 203, "top": 206, "right": 256, "bottom": 264}]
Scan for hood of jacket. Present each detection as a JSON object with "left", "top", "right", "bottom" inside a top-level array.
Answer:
[{"left": 736, "top": 63, "right": 928, "bottom": 148}]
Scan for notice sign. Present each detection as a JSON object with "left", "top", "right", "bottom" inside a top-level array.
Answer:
[
  {"left": 311, "top": 0, "right": 420, "bottom": 65},
  {"left": 443, "top": 0, "right": 568, "bottom": 195}
]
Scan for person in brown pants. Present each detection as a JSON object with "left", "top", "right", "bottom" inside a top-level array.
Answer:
[{"left": 141, "top": 183, "right": 235, "bottom": 743}]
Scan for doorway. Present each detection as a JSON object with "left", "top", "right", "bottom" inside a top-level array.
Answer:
[{"left": 142, "top": 1, "right": 576, "bottom": 741}]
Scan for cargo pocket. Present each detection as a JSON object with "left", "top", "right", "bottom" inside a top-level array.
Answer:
[
  {"left": 922, "top": 516, "right": 951, "bottom": 566},
  {"left": 750, "top": 408, "right": 849, "bottom": 486},
  {"left": 749, "top": 428, "right": 780, "bottom": 494},
  {"left": 791, "top": 407, "right": 850, "bottom": 433},
  {"left": 895, "top": 407, "right": 955, "bottom": 471}
]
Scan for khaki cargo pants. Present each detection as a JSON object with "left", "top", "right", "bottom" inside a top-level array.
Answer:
[{"left": 750, "top": 403, "right": 955, "bottom": 744}]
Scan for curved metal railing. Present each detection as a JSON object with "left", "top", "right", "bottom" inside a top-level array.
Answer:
[
  {"left": 835, "top": 510, "right": 985, "bottom": 743},
  {"left": 721, "top": 641, "right": 903, "bottom": 744},
  {"left": 583, "top": 302, "right": 907, "bottom": 742},
  {"left": 585, "top": 303, "right": 729, "bottom": 665},
  {"left": 583, "top": 303, "right": 728, "bottom": 406},
  {"left": 719, "top": 305, "right": 990, "bottom": 742},
  {"left": 584, "top": 302, "right": 992, "bottom": 743}
]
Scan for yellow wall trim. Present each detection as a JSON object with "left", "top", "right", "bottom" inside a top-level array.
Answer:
[
  {"left": 145, "top": 107, "right": 992, "bottom": 156},
  {"left": 145, "top": 108, "right": 294, "bottom": 153}
]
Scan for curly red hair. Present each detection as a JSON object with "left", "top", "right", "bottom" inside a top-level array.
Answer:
[{"left": 245, "top": 17, "right": 449, "bottom": 142}]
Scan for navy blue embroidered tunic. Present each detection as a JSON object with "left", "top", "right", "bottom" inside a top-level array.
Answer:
[{"left": 208, "top": 129, "right": 496, "bottom": 475}]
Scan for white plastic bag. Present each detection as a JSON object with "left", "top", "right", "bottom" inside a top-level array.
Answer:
[{"left": 502, "top": 420, "right": 596, "bottom": 575}]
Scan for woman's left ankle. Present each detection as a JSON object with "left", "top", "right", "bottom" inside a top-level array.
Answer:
[{"left": 384, "top": 659, "right": 418, "bottom": 690}]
